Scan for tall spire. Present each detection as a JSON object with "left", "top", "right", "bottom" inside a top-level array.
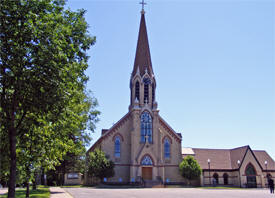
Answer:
[{"left": 132, "top": 5, "right": 154, "bottom": 78}]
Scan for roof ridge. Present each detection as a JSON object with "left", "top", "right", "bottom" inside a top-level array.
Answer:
[{"left": 230, "top": 145, "right": 249, "bottom": 151}]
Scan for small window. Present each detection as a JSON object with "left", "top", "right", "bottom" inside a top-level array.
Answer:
[
  {"left": 164, "top": 138, "right": 170, "bottom": 159},
  {"left": 67, "top": 173, "right": 79, "bottom": 179},
  {"left": 114, "top": 137, "right": 120, "bottom": 158}
]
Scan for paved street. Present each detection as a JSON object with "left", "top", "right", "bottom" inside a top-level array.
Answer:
[
  {"left": 50, "top": 187, "right": 72, "bottom": 198},
  {"left": 64, "top": 187, "right": 274, "bottom": 198}
]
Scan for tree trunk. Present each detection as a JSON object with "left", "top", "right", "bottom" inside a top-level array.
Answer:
[
  {"left": 32, "top": 178, "right": 36, "bottom": 190},
  {"left": 7, "top": 126, "right": 16, "bottom": 198},
  {"left": 26, "top": 182, "right": 30, "bottom": 198},
  {"left": 25, "top": 165, "right": 31, "bottom": 198},
  {"left": 41, "top": 168, "right": 45, "bottom": 185}
]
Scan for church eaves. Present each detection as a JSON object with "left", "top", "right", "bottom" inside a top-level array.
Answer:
[{"left": 132, "top": 12, "right": 154, "bottom": 78}]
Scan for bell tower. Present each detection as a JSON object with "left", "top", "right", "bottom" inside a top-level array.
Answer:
[{"left": 129, "top": 7, "right": 157, "bottom": 111}]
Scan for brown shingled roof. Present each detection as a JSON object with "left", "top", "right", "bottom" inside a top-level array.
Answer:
[
  {"left": 191, "top": 148, "right": 232, "bottom": 170},
  {"left": 132, "top": 13, "right": 154, "bottom": 77},
  {"left": 254, "top": 150, "right": 275, "bottom": 171},
  {"left": 183, "top": 146, "right": 275, "bottom": 171},
  {"left": 230, "top": 145, "right": 249, "bottom": 169}
]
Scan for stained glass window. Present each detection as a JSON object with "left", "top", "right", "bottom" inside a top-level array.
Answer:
[
  {"left": 164, "top": 138, "right": 170, "bottom": 158},
  {"left": 141, "top": 155, "right": 153, "bottom": 165},
  {"left": 140, "top": 112, "right": 152, "bottom": 143},
  {"left": 114, "top": 137, "right": 120, "bottom": 158}
]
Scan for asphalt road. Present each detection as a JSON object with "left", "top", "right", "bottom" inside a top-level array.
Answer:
[{"left": 64, "top": 187, "right": 274, "bottom": 198}]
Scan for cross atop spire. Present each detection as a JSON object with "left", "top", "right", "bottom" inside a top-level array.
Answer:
[{"left": 140, "top": 0, "right": 147, "bottom": 14}]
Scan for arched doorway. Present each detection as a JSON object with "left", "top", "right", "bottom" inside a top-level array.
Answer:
[
  {"left": 141, "top": 155, "right": 153, "bottom": 180},
  {"left": 245, "top": 163, "right": 257, "bottom": 188},
  {"left": 213, "top": 173, "right": 219, "bottom": 184},
  {"left": 223, "top": 173, "right": 229, "bottom": 185}
]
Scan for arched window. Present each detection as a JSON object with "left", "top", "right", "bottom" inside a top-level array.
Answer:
[
  {"left": 135, "top": 81, "right": 140, "bottom": 101},
  {"left": 213, "top": 173, "right": 219, "bottom": 184},
  {"left": 223, "top": 173, "right": 228, "bottom": 185},
  {"left": 164, "top": 138, "right": 170, "bottom": 159},
  {"left": 114, "top": 137, "right": 120, "bottom": 158},
  {"left": 141, "top": 155, "right": 153, "bottom": 165},
  {"left": 140, "top": 112, "right": 152, "bottom": 143},
  {"left": 245, "top": 163, "right": 256, "bottom": 175},
  {"left": 144, "top": 84, "right": 149, "bottom": 103}
]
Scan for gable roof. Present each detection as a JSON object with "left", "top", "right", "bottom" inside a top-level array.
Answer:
[
  {"left": 86, "top": 112, "right": 131, "bottom": 153},
  {"left": 182, "top": 146, "right": 275, "bottom": 171},
  {"left": 159, "top": 115, "right": 182, "bottom": 143}
]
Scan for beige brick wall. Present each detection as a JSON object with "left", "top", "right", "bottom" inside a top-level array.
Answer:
[{"left": 86, "top": 110, "right": 183, "bottom": 184}]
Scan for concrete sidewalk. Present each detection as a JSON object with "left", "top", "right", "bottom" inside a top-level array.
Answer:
[
  {"left": 0, "top": 188, "right": 8, "bottom": 195},
  {"left": 50, "top": 187, "right": 73, "bottom": 198}
]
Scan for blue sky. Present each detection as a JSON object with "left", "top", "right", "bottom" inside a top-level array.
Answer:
[{"left": 66, "top": 0, "right": 275, "bottom": 159}]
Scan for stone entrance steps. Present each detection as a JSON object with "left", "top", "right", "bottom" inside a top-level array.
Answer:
[{"left": 144, "top": 180, "right": 164, "bottom": 188}]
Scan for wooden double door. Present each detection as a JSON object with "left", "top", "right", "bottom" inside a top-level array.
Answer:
[{"left": 142, "top": 167, "right": 152, "bottom": 180}]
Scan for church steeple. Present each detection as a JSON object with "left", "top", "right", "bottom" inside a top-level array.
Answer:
[
  {"left": 130, "top": 5, "right": 157, "bottom": 110},
  {"left": 132, "top": 10, "right": 154, "bottom": 78}
]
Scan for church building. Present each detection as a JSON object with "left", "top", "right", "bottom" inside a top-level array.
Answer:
[
  {"left": 85, "top": 6, "right": 274, "bottom": 187},
  {"left": 86, "top": 7, "right": 184, "bottom": 185}
]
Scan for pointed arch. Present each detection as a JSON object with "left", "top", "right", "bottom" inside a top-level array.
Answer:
[
  {"left": 112, "top": 133, "right": 124, "bottom": 142},
  {"left": 245, "top": 163, "right": 257, "bottom": 176},
  {"left": 141, "top": 154, "right": 154, "bottom": 165},
  {"left": 162, "top": 135, "right": 172, "bottom": 144},
  {"left": 140, "top": 111, "right": 152, "bottom": 143}
]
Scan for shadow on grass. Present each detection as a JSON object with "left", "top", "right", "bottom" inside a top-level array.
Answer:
[{"left": 0, "top": 186, "right": 50, "bottom": 198}]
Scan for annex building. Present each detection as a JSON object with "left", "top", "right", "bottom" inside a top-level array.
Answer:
[{"left": 84, "top": 8, "right": 275, "bottom": 187}]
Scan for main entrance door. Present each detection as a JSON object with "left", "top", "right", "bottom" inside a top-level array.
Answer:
[
  {"left": 245, "top": 163, "right": 257, "bottom": 188},
  {"left": 142, "top": 167, "right": 152, "bottom": 180}
]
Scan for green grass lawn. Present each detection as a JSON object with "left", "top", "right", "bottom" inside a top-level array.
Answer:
[
  {"left": 0, "top": 186, "right": 50, "bottom": 198},
  {"left": 62, "top": 185, "right": 85, "bottom": 188}
]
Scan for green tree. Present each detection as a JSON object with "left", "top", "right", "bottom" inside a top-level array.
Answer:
[
  {"left": 179, "top": 156, "right": 202, "bottom": 185},
  {"left": 17, "top": 90, "right": 99, "bottom": 196},
  {"left": 0, "top": 0, "right": 96, "bottom": 197},
  {"left": 87, "top": 149, "right": 115, "bottom": 182}
]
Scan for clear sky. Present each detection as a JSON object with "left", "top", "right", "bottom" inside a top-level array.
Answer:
[{"left": 66, "top": 0, "right": 275, "bottom": 159}]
